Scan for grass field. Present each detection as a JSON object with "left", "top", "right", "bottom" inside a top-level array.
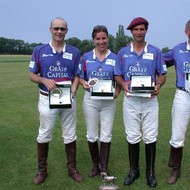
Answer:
[{"left": 1, "top": 55, "right": 190, "bottom": 190}]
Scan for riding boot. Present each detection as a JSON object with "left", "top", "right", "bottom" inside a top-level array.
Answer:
[
  {"left": 124, "top": 142, "right": 140, "bottom": 186},
  {"left": 99, "top": 142, "right": 111, "bottom": 175},
  {"left": 167, "top": 146, "right": 183, "bottom": 184},
  {"left": 65, "top": 141, "right": 83, "bottom": 182},
  {"left": 88, "top": 141, "right": 100, "bottom": 177},
  {"left": 145, "top": 142, "right": 157, "bottom": 187},
  {"left": 33, "top": 142, "right": 49, "bottom": 185}
]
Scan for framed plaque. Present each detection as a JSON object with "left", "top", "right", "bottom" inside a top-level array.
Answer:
[
  {"left": 130, "top": 75, "right": 155, "bottom": 93},
  {"left": 49, "top": 81, "right": 72, "bottom": 108},
  {"left": 185, "top": 73, "right": 190, "bottom": 92},
  {"left": 90, "top": 79, "right": 114, "bottom": 100}
]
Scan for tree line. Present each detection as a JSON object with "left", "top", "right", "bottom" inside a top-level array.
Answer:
[{"left": 0, "top": 25, "right": 169, "bottom": 55}]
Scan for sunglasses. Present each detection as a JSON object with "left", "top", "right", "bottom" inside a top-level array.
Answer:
[{"left": 52, "top": 27, "right": 67, "bottom": 32}]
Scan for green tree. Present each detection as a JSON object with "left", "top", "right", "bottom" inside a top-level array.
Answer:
[
  {"left": 162, "top": 47, "right": 170, "bottom": 53},
  {"left": 114, "top": 25, "right": 133, "bottom": 53}
]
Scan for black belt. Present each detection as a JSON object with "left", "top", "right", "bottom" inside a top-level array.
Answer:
[
  {"left": 177, "top": 87, "right": 187, "bottom": 92},
  {"left": 40, "top": 91, "right": 48, "bottom": 96}
]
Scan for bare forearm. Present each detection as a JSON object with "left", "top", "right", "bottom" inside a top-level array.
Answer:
[
  {"left": 29, "top": 72, "right": 56, "bottom": 91},
  {"left": 29, "top": 72, "right": 44, "bottom": 84},
  {"left": 114, "top": 75, "right": 126, "bottom": 89},
  {"left": 156, "top": 74, "right": 166, "bottom": 87},
  {"left": 72, "top": 76, "right": 79, "bottom": 93}
]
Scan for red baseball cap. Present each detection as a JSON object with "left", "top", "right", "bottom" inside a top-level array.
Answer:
[{"left": 127, "top": 17, "right": 149, "bottom": 30}]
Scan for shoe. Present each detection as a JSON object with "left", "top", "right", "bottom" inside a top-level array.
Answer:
[
  {"left": 88, "top": 166, "right": 99, "bottom": 177},
  {"left": 167, "top": 169, "right": 180, "bottom": 184},
  {"left": 147, "top": 174, "right": 157, "bottom": 187},
  {"left": 124, "top": 169, "right": 140, "bottom": 186},
  {"left": 68, "top": 170, "right": 83, "bottom": 182},
  {"left": 33, "top": 172, "right": 48, "bottom": 185}
]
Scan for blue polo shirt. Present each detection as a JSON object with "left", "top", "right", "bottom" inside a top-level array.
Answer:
[
  {"left": 115, "top": 43, "right": 167, "bottom": 82},
  {"left": 79, "top": 49, "right": 116, "bottom": 81},
  {"left": 163, "top": 41, "right": 190, "bottom": 88},
  {"left": 29, "top": 42, "right": 80, "bottom": 92}
]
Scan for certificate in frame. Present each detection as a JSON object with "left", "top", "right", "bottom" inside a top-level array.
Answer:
[
  {"left": 130, "top": 75, "right": 155, "bottom": 93},
  {"left": 90, "top": 79, "right": 114, "bottom": 100},
  {"left": 49, "top": 81, "right": 72, "bottom": 108}
]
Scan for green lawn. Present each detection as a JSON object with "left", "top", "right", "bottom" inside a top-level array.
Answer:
[{"left": 0, "top": 55, "right": 190, "bottom": 190}]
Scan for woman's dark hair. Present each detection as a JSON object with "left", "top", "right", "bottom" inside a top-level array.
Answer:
[{"left": 92, "top": 25, "right": 108, "bottom": 39}]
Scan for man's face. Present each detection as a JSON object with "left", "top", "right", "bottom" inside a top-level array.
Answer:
[
  {"left": 131, "top": 24, "right": 147, "bottom": 43},
  {"left": 185, "top": 28, "right": 190, "bottom": 40},
  {"left": 49, "top": 19, "right": 68, "bottom": 42}
]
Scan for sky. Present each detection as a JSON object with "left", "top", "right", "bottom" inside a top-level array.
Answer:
[{"left": 1, "top": 0, "right": 190, "bottom": 49}]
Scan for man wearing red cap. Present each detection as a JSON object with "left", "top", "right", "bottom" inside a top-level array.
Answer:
[{"left": 114, "top": 17, "right": 167, "bottom": 187}]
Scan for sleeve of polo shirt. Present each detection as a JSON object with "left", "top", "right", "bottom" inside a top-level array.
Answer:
[
  {"left": 73, "top": 49, "right": 81, "bottom": 75},
  {"left": 163, "top": 50, "right": 175, "bottom": 68},
  {"left": 114, "top": 49, "right": 124, "bottom": 76},
  {"left": 29, "top": 47, "right": 40, "bottom": 74},
  {"left": 78, "top": 55, "right": 85, "bottom": 80},
  {"left": 156, "top": 48, "right": 167, "bottom": 75}
]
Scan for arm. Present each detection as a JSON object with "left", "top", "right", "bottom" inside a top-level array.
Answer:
[
  {"left": 114, "top": 83, "right": 121, "bottom": 98},
  {"left": 151, "top": 74, "right": 166, "bottom": 97},
  {"left": 79, "top": 77, "right": 91, "bottom": 89},
  {"left": 163, "top": 50, "right": 175, "bottom": 68},
  {"left": 114, "top": 75, "right": 130, "bottom": 96},
  {"left": 71, "top": 75, "right": 79, "bottom": 98},
  {"left": 29, "top": 72, "right": 57, "bottom": 91}
]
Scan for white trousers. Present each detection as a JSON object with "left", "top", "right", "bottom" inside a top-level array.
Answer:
[
  {"left": 123, "top": 96, "right": 158, "bottom": 144},
  {"left": 170, "top": 89, "right": 190, "bottom": 147},
  {"left": 83, "top": 91, "right": 116, "bottom": 143},
  {"left": 37, "top": 94, "right": 77, "bottom": 144}
]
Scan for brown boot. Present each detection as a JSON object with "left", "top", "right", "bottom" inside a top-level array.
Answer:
[
  {"left": 99, "top": 142, "right": 111, "bottom": 175},
  {"left": 167, "top": 168, "right": 180, "bottom": 184},
  {"left": 33, "top": 143, "right": 49, "bottom": 185},
  {"left": 88, "top": 141, "right": 100, "bottom": 177},
  {"left": 167, "top": 146, "right": 183, "bottom": 185},
  {"left": 65, "top": 141, "right": 83, "bottom": 182}
]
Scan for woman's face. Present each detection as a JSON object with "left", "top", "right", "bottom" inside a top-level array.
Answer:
[{"left": 93, "top": 31, "right": 108, "bottom": 52}]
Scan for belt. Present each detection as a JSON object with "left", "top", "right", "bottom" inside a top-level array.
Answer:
[
  {"left": 40, "top": 91, "right": 48, "bottom": 96},
  {"left": 177, "top": 87, "right": 187, "bottom": 92}
]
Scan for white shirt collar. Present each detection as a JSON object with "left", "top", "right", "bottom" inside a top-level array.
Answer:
[
  {"left": 186, "top": 41, "right": 190, "bottom": 51},
  {"left": 49, "top": 41, "right": 66, "bottom": 53},
  {"left": 92, "top": 49, "right": 111, "bottom": 60},
  {"left": 130, "top": 42, "right": 149, "bottom": 53}
]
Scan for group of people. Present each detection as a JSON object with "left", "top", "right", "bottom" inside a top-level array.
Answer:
[{"left": 28, "top": 16, "right": 190, "bottom": 188}]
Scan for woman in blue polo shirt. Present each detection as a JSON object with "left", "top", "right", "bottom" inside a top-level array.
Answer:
[{"left": 78, "top": 25, "right": 121, "bottom": 177}]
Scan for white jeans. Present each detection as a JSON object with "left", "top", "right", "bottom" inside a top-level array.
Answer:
[
  {"left": 170, "top": 89, "right": 190, "bottom": 147},
  {"left": 123, "top": 96, "right": 158, "bottom": 144},
  {"left": 37, "top": 94, "right": 77, "bottom": 144},
  {"left": 83, "top": 91, "right": 116, "bottom": 143}
]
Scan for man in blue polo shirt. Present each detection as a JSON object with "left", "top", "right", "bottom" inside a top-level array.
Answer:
[
  {"left": 29, "top": 17, "right": 83, "bottom": 185},
  {"left": 164, "top": 19, "right": 190, "bottom": 185},
  {"left": 114, "top": 17, "right": 167, "bottom": 187}
]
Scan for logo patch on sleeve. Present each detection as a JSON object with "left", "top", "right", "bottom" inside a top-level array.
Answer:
[{"left": 29, "top": 61, "right": 35, "bottom": 68}]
